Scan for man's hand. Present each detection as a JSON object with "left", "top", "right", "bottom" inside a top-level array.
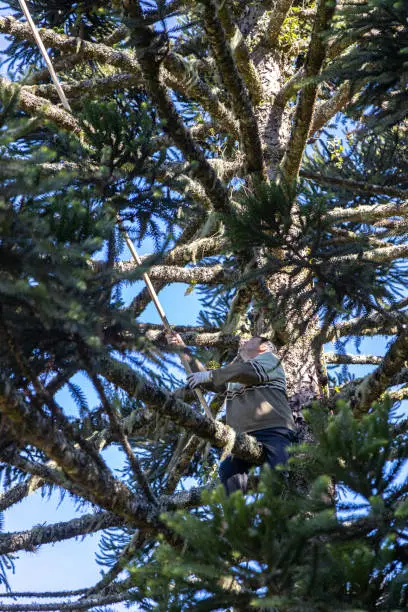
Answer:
[
  {"left": 165, "top": 331, "right": 184, "bottom": 347},
  {"left": 187, "top": 371, "right": 212, "bottom": 388}
]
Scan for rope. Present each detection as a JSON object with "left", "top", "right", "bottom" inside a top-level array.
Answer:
[{"left": 17, "top": 0, "right": 213, "bottom": 419}]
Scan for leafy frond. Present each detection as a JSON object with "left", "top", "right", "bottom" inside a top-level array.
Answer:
[{"left": 328, "top": 0, "right": 408, "bottom": 128}]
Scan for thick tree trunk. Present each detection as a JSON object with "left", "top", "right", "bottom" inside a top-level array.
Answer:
[{"left": 233, "top": 7, "right": 324, "bottom": 430}]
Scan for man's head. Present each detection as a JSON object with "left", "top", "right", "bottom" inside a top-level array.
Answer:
[{"left": 238, "top": 336, "right": 276, "bottom": 361}]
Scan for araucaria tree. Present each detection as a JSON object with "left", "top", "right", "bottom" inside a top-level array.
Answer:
[{"left": 0, "top": 0, "right": 407, "bottom": 610}]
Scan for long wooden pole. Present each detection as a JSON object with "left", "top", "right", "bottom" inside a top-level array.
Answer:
[
  {"left": 18, "top": 0, "right": 213, "bottom": 419},
  {"left": 118, "top": 217, "right": 212, "bottom": 417},
  {"left": 18, "top": 0, "right": 71, "bottom": 112}
]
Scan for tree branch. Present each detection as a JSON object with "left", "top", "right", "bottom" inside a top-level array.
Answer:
[
  {"left": 310, "top": 82, "right": 351, "bottom": 135},
  {"left": 0, "top": 476, "right": 43, "bottom": 512},
  {"left": 325, "top": 297, "right": 408, "bottom": 342},
  {"left": 82, "top": 535, "right": 141, "bottom": 597},
  {"left": 81, "top": 357, "right": 157, "bottom": 506},
  {"left": 164, "top": 55, "right": 240, "bottom": 138},
  {"left": 324, "top": 243, "right": 408, "bottom": 265},
  {"left": 303, "top": 172, "right": 408, "bottom": 200},
  {"left": 280, "top": 0, "right": 335, "bottom": 182},
  {"left": 0, "top": 385, "right": 165, "bottom": 531},
  {"left": 0, "top": 589, "right": 88, "bottom": 599},
  {"left": 218, "top": 3, "right": 263, "bottom": 105},
  {"left": 124, "top": 234, "right": 228, "bottom": 315},
  {"left": 373, "top": 219, "right": 408, "bottom": 235},
  {"left": 1, "top": 446, "right": 89, "bottom": 500},
  {"left": 118, "top": 5, "right": 232, "bottom": 215},
  {"left": 116, "top": 263, "right": 238, "bottom": 285},
  {"left": 325, "top": 352, "right": 383, "bottom": 365},
  {"left": 126, "top": 234, "right": 228, "bottom": 271},
  {"left": 273, "top": 68, "right": 305, "bottom": 108},
  {"left": 0, "top": 16, "right": 142, "bottom": 75},
  {"left": 0, "top": 77, "right": 79, "bottom": 133},
  {"left": 0, "top": 485, "right": 205, "bottom": 558},
  {"left": 351, "top": 332, "right": 408, "bottom": 414},
  {"left": 0, "top": 512, "right": 124, "bottom": 555},
  {"left": 0, "top": 593, "right": 134, "bottom": 611},
  {"left": 267, "top": 0, "right": 294, "bottom": 46},
  {"left": 388, "top": 385, "right": 408, "bottom": 403},
  {"left": 28, "top": 73, "right": 142, "bottom": 102},
  {"left": 326, "top": 314, "right": 399, "bottom": 341},
  {"left": 0, "top": 15, "right": 240, "bottom": 140},
  {"left": 202, "top": 0, "right": 265, "bottom": 177},
  {"left": 133, "top": 325, "right": 240, "bottom": 349},
  {"left": 97, "top": 356, "right": 265, "bottom": 464}
]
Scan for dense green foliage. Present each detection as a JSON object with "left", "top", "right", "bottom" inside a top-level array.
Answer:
[
  {"left": 331, "top": 0, "right": 408, "bottom": 128},
  {"left": 131, "top": 398, "right": 408, "bottom": 611},
  {"left": 0, "top": 0, "right": 407, "bottom": 610}
]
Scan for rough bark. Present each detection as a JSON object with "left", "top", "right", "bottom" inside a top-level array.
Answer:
[{"left": 2, "top": 0, "right": 407, "bottom": 603}]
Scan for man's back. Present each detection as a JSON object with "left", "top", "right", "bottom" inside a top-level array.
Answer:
[{"left": 209, "top": 351, "right": 295, "bottom": 434}]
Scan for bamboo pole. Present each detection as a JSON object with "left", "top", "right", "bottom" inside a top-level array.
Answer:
[
  {"left": 18, "top": 0, "right": 72, "bottom": 112},
  {"left": 118, "top": 217, "right": 212, "bottom": 418},
  {"left": 17, "top": 0, "right": 213, "bottom": 419}
]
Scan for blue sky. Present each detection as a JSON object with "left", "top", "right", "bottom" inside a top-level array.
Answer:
[
  {"left": 0, "top": 18, "right": 202, "bottom": 599},
  {"left": 0, "top": 8, "right": 407, "bottom": 611}
]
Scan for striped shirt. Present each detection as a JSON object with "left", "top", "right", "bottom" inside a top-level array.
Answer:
[{"left": 203, "top": 351, "right": 295, "bottom": 434}]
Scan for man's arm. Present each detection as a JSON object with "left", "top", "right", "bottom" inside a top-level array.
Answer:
[
  {"left": 210, "top": 359, "right": 264, "bottom": 388},
  {"left": 189, "top": 357, "right": 264, "bottom": 393},
  {"left": 188, "top": 354, "right": 254, "bottom": 394},
  {"left": 200, "top": 352, "right": 285, "bottom": 392}
]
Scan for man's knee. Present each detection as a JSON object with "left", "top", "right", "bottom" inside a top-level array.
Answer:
[
  {"left": 219, "top": 455, "right": 234, "bottom": 483},
  {"left": 219, "top": 455, "right": 250, "bottom": 494}
]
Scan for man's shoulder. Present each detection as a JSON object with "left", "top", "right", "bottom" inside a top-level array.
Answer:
[
  {"left": 252, "top": 351, "right": 280, "bottom": 366},
  {"left": 251, "top": 351, "right": 285, "bottom": 377}
]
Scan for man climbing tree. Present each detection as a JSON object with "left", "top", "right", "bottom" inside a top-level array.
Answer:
[
  {"left": 0, "top": 0, "right": 407, "bottom": 610},
  {"left": 168, "top": 333, "right": 296, "bottom": 494}
]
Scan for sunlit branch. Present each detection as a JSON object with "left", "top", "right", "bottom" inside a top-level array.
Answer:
[
  {"left": 0, "top": 77, "right": 79, "bottom": 133},
  {"left": 134, "top": 325, "right": 239, "bottom": 349},
  {"left": 0, "top": 512, "right": 124, "bottom": 555},
  {"left": 266, "top": 0, "right": 294, "bottom": 46},
  {"left": 0, "top": 593, "right": 134, "bottom": 611},
  {"left": 0, "top": 589, "right": 88, "bottom": 599},
  {"left": 352, "top": 332, "right": 408, "bottom": 414},
  {"left": 202, "top": 0, "right": 265, "bottom": 177},
  {"left": 325, "top": 243, "right": 408, "bottom": 264},
  {"left": 0, "top": 16, "right": 141, "bottom": 74},
  {"left": 325, "top": 353, "right": 382, "bottom": 365},
  {"left": 310, "top": 82, "right": 351, "bottom": 135},
  {"left": 388, "top": 386, "right": 408, "bottom": 403},
  {"left": 273, "top": 68, "right": 305, "bottom": 108},
  {"left": 280, "top": 0, "right": 335, "bottom": 182},
  {"left": 98, "top": 355, "right": 265, "bottom": 464},
  {"left": 0, "top": 477, "right": 43, "bottom": 512},
  {"left": 218, "top": 3, "right": 263, "bottom": 105},
  {"left": 326, "top": 316, "right": 398, "bottom": 341},
  {"left": 116, "top": 263, "right": 238, "bottom": 285}
]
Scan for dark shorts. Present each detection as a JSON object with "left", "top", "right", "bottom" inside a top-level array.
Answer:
[{"left": 219, "top": 426, "right": 296, "bottom": 495}]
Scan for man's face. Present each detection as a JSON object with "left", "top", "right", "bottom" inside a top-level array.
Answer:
[{"left": 238, "top": 337, "right": 265, "bottom": 361}]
